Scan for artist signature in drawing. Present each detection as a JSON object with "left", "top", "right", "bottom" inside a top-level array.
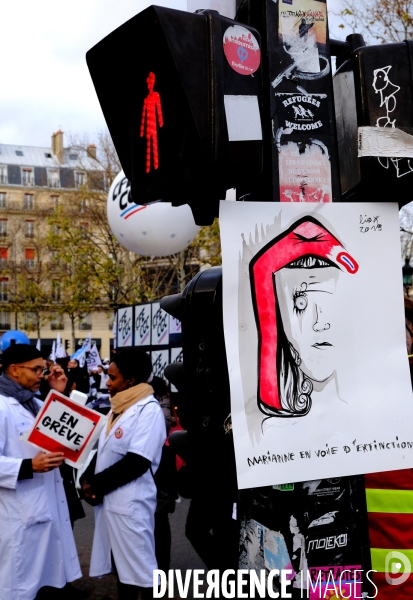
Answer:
[{"left": 360, "top": 214, "right": 382, "bottom": 233}]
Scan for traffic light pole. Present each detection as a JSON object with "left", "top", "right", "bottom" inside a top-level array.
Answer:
[{"left": 235, "top": 0, "right": 341, "bottom": 204}]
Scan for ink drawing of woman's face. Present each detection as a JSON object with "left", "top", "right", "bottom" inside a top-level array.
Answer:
[{"left": 275, "top": 256, "right": 340, "bottom": 383}]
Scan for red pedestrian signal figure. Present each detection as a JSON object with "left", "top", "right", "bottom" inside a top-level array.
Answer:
[{"left": 140, "top": 72, "right": 163, "bottom": 173}]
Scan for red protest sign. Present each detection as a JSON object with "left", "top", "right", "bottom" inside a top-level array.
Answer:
[{"left": 27, "top": 390, "right": 105, "bottom": 466}]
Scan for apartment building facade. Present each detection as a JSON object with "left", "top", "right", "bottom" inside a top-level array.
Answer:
[{"left": 0, "top": 131, "right": 114, "bottom": 358}]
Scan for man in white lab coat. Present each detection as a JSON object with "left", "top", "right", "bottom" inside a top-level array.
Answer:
[{"left": 0, "top": 344, "right": 82, "bottom": 600}]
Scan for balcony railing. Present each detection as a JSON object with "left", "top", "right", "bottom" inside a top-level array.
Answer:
[
  {"left": 47, "top": 180, "right": 60, "bottom": 189},
  {"left": 51, "top": 322, "right": 64, "bottom": 331},
  {"left": 79, "top": 322, "right": 92, "bottom": 330}
]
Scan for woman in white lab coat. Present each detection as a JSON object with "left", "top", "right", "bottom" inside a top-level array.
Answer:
[{"left": 81, "top": 348, "right": 166, "bottom": 600}]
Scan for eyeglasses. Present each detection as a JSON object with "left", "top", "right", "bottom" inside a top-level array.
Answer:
[{"left": 15, "top": 365, "right": 46, "bottom": 376}]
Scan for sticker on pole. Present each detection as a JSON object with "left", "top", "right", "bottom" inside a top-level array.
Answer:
[
  {"left": 26, "top": 390, "right": 107, "bottom": 468},
  {"left": 223, "top": 25, "right": 260, "bottom": 76}
]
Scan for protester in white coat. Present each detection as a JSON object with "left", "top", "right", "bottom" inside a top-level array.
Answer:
[
  {"left": 81, "top": 348, "right": 166, "bottom": 600},
  {"left": 0, "top": 344, "right": 82, "bottom": 600}
]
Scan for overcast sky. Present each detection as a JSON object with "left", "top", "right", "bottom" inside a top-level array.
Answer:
[{"left": 1, "top": 0, "right": 344, "bottom": 149}]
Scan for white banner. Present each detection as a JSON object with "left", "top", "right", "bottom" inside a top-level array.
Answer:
[
  {"left": 134, "top": 303, "right": 152, "bottom": 346},
  {"left": 151, "top": 302, "right": 169, "bottom": 346},
  {"left": 220, "top": 201, "right": 413, "bottom": 489},
  {"left": 87, "top": 343, "right": 102, "bottom": 370},
  {"left": 169, "top": 315, "right": 182, "bottom": 336},
  {"left": 170, "top": 347, "right": 183, "bottom": 363},
  {"left": 117, "top": 307, "right": 133, "bottom": 347},
  {"left": 151, "top": 349, "right": 169, "bottom": 380}
]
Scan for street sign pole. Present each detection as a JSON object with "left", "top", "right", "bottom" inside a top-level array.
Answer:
[{"left": 236, "top": 0, "right": 341, "bottom": 204}]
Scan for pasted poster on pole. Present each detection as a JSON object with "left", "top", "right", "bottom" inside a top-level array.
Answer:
[
  {"left": 151, "top": 302, "right": 169, "bottom": 346},
  {"left": 26, "top": 390, "right": 106, "bottom": 468},
  {"left": 117, "top": 306, "right": 133, "bottom": 347},
  {"left": 220, "top": 201, "right": 413, "bottom": 488},
  {"left": 134, "top": 303, "right": 152, "bottom": 346}
]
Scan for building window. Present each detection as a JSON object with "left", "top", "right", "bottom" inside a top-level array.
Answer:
[
  {"left": 15, "top": 150, "right": 23, "bottom": 156},
  {"left": 0, "top": 167, "right": 7, "bottom": 185},
  {"left": 25, "top": 248, "right": 35, "bottom": 269},
  {"left": 52, "top": 280, "right": 61, "bottom": 302},
  {"left": 25, "top": 220, "right": 35, "bottom": 238},
  {"left": 21, "top": 168, "right": 34, "bottom": 186},
  {"left": 24, "top": 312, "right": 37, "bottom": 329},
  {"left": 0, "top": 312, "right": 10, "bottom": 330},
  {"left": 0, "top": 220, "right": 7, "bottom": 237},
  {"left": 0, "top": 248, "right": 8, "bottom": 269},
  {"left": 75, "top": 171, "right": 86, "bottom": 189},
  {"left": 0, "top": 278, "right": 8, "bottom": 301},
  {"left": 50, "top": 312, "right": 64, "bottom": 330},
  {"left": 69, "top": 154, "right": 78, "bottom": 160},
  {"left": 51, "top": 195, "right": 59, "bottom": 211},
  {"left": 24, "top": 194, "right": 34, "bottom": 210},
  {"left": 47, "top": 169, "right": 60, "bottom": 188},
  {"left": 0, "top": 193, "right": 6, "bottom": 209},
  {"left": 79, "top": 313, "right": 92, "bottom": 330}
]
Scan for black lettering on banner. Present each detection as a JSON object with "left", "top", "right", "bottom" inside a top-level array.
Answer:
[
  {"left": 135, "top": 307, "right": 150, "bottom": 340},
  {"left": 153, "top": 353, "right": 168, "bottom": 378},
  {"left": 118, "top": 310, "right": 132, "bottom": 342},
  {"left": 112, "top": 176, "right": 132, "bottom": 211},
  {"left": 152, "top": 307, "right": 168, "bottom": 340}
]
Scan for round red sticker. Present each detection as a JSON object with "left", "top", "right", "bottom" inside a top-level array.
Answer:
[
  {"left": 223, "top": 25, "right": 260, "bottom": 76},
  {"left": 115, "top": 428, "right": 123, "bottom": 439}
]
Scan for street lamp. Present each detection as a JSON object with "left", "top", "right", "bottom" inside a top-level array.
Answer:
[{"left": 402, "top": 257, "right": 413, "bottom": 295}]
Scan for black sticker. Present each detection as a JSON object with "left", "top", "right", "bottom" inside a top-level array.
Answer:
[{"left": 275, "top": 93, "right": 329, "bottom": 134}]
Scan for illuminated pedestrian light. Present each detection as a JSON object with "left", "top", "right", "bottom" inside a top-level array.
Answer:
[{"left": 140, "top": 72, "right": 163, "bottom": 173}]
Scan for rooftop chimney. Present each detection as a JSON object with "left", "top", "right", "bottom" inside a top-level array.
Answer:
[
  {"left": 51, "top": 130, "right": 64, "bottom": 164},
  {"left": 87, "top": 144, "right": 97, "bottom": 159}
]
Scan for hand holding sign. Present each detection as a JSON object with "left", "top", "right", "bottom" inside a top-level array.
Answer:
[{"left": 32, "top": 451, "right": 65, "bottom": 472}]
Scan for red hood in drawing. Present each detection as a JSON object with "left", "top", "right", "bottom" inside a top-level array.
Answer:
[{"left": 249, "top": 216, "right": 358, "bottom": 417}]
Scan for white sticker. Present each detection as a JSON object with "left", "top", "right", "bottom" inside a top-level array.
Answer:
[
  {"left": 224, "top": 95, "right": 262, "bottom": 142},
  {"left": 358, "top": 126, "right": 413, "bottom": 158}
]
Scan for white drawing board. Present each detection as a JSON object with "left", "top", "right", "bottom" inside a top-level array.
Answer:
[{"left": 220, "top": 201, "right": 413, "bottom": 488}]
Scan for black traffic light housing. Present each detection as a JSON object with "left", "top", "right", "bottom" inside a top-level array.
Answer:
[
  {"left": 161, "top": 267, "right": 237, "bottom": 493},
  {"left": 334, "top": 39, "right": 413, "bottom": 207},
  {"left": 87, "top": 5, "right": 263, "bottom": 225}
]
